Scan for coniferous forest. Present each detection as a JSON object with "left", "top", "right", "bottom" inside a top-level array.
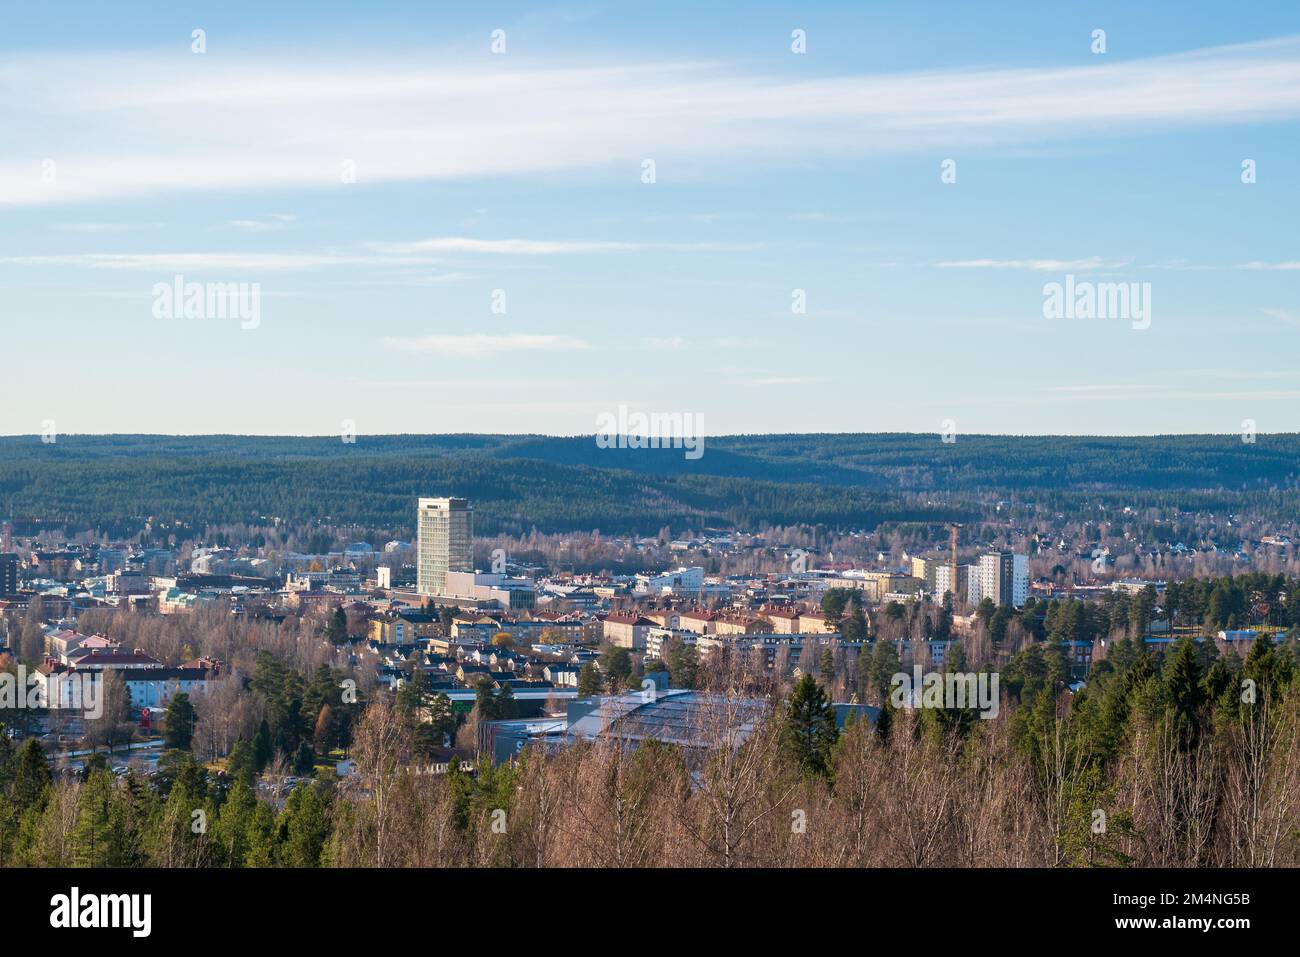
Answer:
[
  {"left": 2, "top": 612, "right": 1297, "bottom": 868},
  {"left": 3, "top": 432, "right": 1299, "bottom": 537}
]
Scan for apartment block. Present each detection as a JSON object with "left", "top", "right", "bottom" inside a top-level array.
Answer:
[
  {"left": 968, "top": 551, "right": 1029, "bottom": 608},
  {"left": 417, "top": 497, "right": 473, "bottom": 596}
]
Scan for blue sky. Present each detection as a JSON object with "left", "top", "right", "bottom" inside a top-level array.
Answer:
[{"left": 3, "top": 1, "right": 1300, "bottom": 436}]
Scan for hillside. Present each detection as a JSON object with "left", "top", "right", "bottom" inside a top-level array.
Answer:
[{"left": 0, "top": 433, "right": 1296, "bottom": 536}]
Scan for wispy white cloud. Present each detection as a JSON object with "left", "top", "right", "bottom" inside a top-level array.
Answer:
[
  {"left": 0, "top": 237, "right": 748, "bottom": 273},
  {"left": 1043, "top": 384, "right": 1300, "bottom": 401},
  {"left": 1045, "top": 384, "right": 1157, "bottom": 393},
  {"left": 937, "top": 257, "right": 1132, "bottom": 271},
  {"left": 227, "top": 214, "right": 297, "bottom": 232},
  {"left": 1182, "top": 367, "right": 1300, "bottom": 379},
  {"left": 640, "top": 336, "right": 687, "bottom": 350},
  {"left": 1240, "top": 261, "right": 1300, "bottom": 270},
  {"left": 1146, "top": 260, "right": 1300, "bottom": 271},
  {"left": 355, "top": 271, "right": 471, "bottom": 287},
  {"left": 381, "top": 333, "right": 596, "bottom": 357},
  {"left": 53, "top": 221, "right": 164, "bottom": 233},
  {"left": 5, "top": 37, "right": 1300, "bottom": 205},
  {"left": 0, "top": 252, "right": 416, "bottom": 271},
  {"left": 1261, "top": 307, "right": 1300, "bottom": 325},
  {"left": 747, "top": 376, "right": 829, "bottom": 386},
  {"left": 365, "top": 237, "right": 758, "bottom": 255},
  {"left": 348, "top": 377, "right": 564, "bottom": 391}
]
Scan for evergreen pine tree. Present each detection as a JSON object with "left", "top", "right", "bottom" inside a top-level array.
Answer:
[
  {"left": 782, "top": 673, "right": 839, "bottom": 777},
  {"left": 11, "top": 738, "right": 51, "bottom": 812},
  {"left": 163, "top": 692, "right": 197, "bottom": 751}
]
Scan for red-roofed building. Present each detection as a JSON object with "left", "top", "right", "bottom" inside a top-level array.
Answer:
[
  {"left": 678, "top": 610, "right": 717, "bottom": 635},
  {"left": 799, "top": 612, "right": 833, "bottom": 634},
  {"left": 714, "top": 615, "right": 775, "bottom": 636},
  {"left": 762, "top": 607, "right": 802, "bottom": 634},
  {"left": 601, "top": 612, "right": 657, "bottom": 650},
  {"left": 64, "top": 647, "right": 163, "bottom": 671}
]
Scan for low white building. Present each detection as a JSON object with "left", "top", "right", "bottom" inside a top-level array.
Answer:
[
  {"left": 636, "top": 566, "right": 704, "bottom": 596},
  {"left": 442, "top": 571, "right": 536, "bottom": 610},
  {"left": 644, "top": 627, "right": 696, "bottom": 662},
  {"left": 34, "top": 661, "right": 217, "bottom": 710},
  {"left": 121, "top": 666, "right": 216, "bottom": 708}
]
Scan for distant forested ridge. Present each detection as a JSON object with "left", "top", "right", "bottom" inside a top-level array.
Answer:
[{"left": 0, "top": 433, "right": 1297, "bottom": 537}]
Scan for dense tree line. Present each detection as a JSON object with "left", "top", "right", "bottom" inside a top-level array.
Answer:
[
  {"left": 0, "top": 742, "right": 332, "bottom": 867},
  {"left": 0, "top": 444, "right": 960, "bottom": 538},
  {"left": 1165, "top": 573, "right": 1300, "bottom": 630},
  {"left": 9, "top": 432, "right": 1300, "bottom": 539},
  {"left": 3, "top": 630, "right": 1297, "bottom": 868}
]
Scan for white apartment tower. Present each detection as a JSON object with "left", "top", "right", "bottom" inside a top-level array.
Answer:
[
  {"left": 1011, "top": 553, "right": 1029, "bottom": 607},
  {"left": 933, "top": 562, "right": 969, "bottom": 602},
  {"left": 417, "top": 497, "right": 473, "bottom": 596},
  {"left": 968, "top": 551, "right": 1029, "bottom": 608}
]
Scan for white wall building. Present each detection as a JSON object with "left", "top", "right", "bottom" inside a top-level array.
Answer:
[
  {"left": 636, "top": 566, "right": 705, "bottom": 596},
  {"left": 417, "top": 497, "right": 473, "bottom": 596},
  {"left": 968, "top": 552, "right": 1029, "bottom": 608},
  {"left": 442, "top": 570, "right": 536, "bottom": 610}
]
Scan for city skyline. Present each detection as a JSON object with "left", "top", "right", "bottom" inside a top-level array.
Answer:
[
  {"left": 4, "top": 0, "right": 1297, "bottom": 913},
  {"left": 4, "top": 2, "right": 1300, "bottom": 438}
]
